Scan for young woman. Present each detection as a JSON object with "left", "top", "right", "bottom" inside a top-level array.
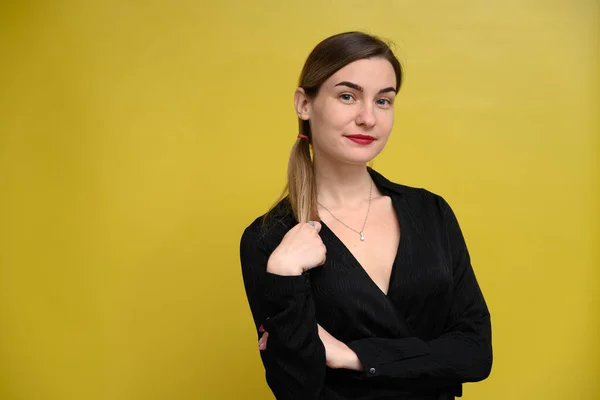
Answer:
[{"left": 239, "top": 31, "right": 492, "bottom": 400}]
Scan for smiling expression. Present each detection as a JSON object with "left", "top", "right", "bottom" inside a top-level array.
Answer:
[{"left": 297, "top": 57, "right": 398, "bottom": 165}]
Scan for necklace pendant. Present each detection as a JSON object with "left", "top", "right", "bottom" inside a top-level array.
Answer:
[{"left": 359, "top": 232, "right": 365, "bottom": 241}]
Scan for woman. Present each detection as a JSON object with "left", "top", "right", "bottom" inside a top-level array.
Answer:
[{"left": 239, "top": 31, "right": 492, "bottom": 400}]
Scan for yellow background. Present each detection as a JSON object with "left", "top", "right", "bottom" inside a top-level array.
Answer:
[{"left": 0, "top": 1, "right": 598, "bottom": 399}]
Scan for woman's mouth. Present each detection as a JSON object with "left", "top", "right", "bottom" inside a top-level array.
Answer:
[{"left": 345, "top": 134, "right": 375, "bottom": 145}]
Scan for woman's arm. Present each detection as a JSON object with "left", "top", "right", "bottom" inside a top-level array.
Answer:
[
  {"left": 240, "top": 222, "right": 326, "bottom": 400},
  {"left": 345, "top": 196, "right": 492, "bottom": 385}
]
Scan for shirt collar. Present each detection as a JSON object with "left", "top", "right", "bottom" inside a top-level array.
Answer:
[{"left": 367, "top": 167, "right": 404, "bottom": 197}]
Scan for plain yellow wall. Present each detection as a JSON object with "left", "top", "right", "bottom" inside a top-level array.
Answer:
[{"left": 0, "top": 1, "right": 598, "bottom": 399}]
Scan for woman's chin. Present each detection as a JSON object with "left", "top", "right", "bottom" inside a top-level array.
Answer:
[
  {"left": 315, "top": 145, "right": 383, "bottom": 166},
  {"left": 341, "top": 148, "right": 383, "bottom": 164}
]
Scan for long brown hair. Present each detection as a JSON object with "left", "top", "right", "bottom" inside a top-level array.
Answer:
[{"left": 266, "top": 31, "right": 403, "bottom": 224}]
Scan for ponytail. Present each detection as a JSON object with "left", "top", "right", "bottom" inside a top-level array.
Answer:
[
  {"left": 264, "top": 120, "right": 318, "bottom": 225},
  {"left": 287, "top": 133, "right": 318, "bottom": 223}
]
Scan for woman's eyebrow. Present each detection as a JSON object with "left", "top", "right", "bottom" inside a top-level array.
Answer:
[
  {"left": 378, "top": 87, "right": 396, "bottom": 94},
  {"left": 334, "top": 81, "right": 396, "bottom": 94}
]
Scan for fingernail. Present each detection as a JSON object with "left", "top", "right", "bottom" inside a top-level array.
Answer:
[{"left": 259, "top": 324, "right": 265, "bottom": 332}]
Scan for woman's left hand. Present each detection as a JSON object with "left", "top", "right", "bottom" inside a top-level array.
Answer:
[{"left": 258, "top": 324, "right": 363, "bottom": 371}]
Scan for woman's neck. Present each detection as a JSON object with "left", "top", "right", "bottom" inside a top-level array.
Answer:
[{"left": 313, "top": 158, "right": 374, "bottom": 208}]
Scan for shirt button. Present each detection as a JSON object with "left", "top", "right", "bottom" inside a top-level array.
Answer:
[{"left": 369, "top": 367, "right": 376, "bottom": 375}]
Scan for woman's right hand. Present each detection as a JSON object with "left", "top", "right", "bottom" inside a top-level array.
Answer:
[{"left": 266, "top": 221, "right": 327, "bottom": 276}]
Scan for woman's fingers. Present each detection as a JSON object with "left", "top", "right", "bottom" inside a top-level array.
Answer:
[
  {"left": 258, "top": 331, "right": 269, "bottom": 350},
  {"left": 307, "top": 220, "right": 322, "bottom": 232}
]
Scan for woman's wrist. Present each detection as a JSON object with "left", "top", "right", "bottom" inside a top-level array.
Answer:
[
  {"left": 342, "top": 344, "right": 363, "bottom": 371},
  {"left": 267, "top": 252, "right": 302, "bottom": 276}
]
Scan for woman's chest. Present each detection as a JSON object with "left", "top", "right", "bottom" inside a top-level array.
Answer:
[
  {"left": 309, "top": 219, "right": 454, "bottom": 340},
  {"left": 320, "top": 196, "right": 401, "bottom": 297}
]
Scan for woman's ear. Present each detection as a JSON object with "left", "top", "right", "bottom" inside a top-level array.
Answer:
[{"left": 294, "top": 88, "right": 311, "bottom": 121}]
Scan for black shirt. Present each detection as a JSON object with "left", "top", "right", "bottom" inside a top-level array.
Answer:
[{"left": 240, "top": 168, "right": 492, "bottom": 400}]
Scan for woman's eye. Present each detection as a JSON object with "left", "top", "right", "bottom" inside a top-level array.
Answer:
[
  {"left": 340, "top": 93, "right": 354, "bottom": 102},
  {"left": 377, "top": 98, "right": 392, "bottom": 106}
]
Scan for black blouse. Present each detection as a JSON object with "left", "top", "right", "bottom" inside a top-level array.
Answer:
[{"left": 239, "top": 168, "right": 492, "bottom": 400}]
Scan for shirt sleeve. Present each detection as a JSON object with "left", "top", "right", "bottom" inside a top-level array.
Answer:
[
  {"left": 239, "top": 222, "right": 326, "bottom": 400},
  {"left": 346, "top": 195, "right": 492, "bottom": 385}
]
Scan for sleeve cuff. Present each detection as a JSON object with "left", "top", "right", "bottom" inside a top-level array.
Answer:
[
  {"left": 264, "top": 271, "right": 310, "bottom": 296},
  {"left": 347, "top": 337, "right": 430, "bottom": 379},
  {"left": 347, "top": 339, "right": 382, "bottom": 378}
]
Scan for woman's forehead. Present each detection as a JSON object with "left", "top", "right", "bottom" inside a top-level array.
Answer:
[{"left": 323, "top": 58, "right": 397, "bottom": 90}]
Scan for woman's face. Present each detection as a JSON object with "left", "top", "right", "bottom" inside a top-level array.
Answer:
[{"left": 297, "top": 57, "right": 397, "bottom": 166}]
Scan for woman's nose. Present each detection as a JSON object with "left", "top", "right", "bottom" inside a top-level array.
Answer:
[{"left": 356, "top": 103, "right": 376, "bottom": 127}]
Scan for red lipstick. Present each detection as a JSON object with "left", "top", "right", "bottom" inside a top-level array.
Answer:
[{"left": 346, "top": 134, "right": 375, "bottom": 145}]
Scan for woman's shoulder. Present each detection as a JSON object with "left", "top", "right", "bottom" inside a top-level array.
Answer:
[
  {"left": 370, "top": 167, "right": 445, "bottom": 200},
  {"left": 240, "top": 196, "right": 296, "bottom": 251},
  {"left": 369, "top": 168, "right": 455, "bottom": 219}
]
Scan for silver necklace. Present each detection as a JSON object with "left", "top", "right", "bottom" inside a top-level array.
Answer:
[{"left": 318, "top": 180, "right": 373, "bottom": 241}]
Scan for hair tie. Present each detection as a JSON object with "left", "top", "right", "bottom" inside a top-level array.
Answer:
[{"left": 297, "top": 134, "right": 310, "bottom": 140}]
